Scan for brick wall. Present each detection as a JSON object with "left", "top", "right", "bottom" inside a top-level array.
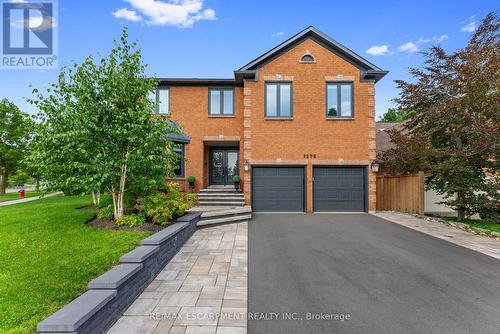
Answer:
[
  {"left": 242, "top": 38, "right": 377, "bottom": 212},
  {"left": 169, "top": 86, "right": 245, "bottom": 191},
  {"left": 168, "top": 37, "right": 377, "bottom": 212}
]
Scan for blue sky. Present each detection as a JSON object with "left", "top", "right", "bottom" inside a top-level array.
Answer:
[{"left": 1, "top": 0, "right": 498, "bottom": 118}]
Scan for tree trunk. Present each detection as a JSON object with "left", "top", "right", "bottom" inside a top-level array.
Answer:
[
  {"left": 456, "top": 191, "right": 466, "bottom": 221},
  {"left": 0, "top": 169, "right": 7, "bottom": 195},
  {"left": 91, "top": 189, "right": 101, "bottom": 206},
  {"left": 111, "top": 165, "right": 127, "bottom": 219}
]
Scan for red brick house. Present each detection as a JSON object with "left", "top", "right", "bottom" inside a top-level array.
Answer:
[{"left": 156, "top": 27, "right": 387, "bottom": 213}]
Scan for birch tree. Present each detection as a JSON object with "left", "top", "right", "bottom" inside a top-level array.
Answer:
[{"left": 31, "top": 28, "right": 177, "bottom": 218}]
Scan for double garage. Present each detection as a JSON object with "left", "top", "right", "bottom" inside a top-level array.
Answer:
[{"left": 252, "top": 166, "right": 367, "bottom": 212}]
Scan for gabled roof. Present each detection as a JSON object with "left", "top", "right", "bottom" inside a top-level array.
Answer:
[{"left": 236, "top": 26, "right": 388, "bottom": 82}]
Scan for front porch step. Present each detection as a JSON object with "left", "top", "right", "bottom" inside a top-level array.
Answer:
[
  {"left": 199, "top": 188, "right": 241, "bottom": 193},
  {"left": 197, "top": 201, "right": 244, "bottom": 207},
  {"left": 197, "top": 214, "right": 252, "bottom": 227},
  {"left": 187, "top": 205, "right": 252, "bottom": 226},
  {"left": 199, "top": 206, "right": 252, "bottom": 219},
  {"left": 198, "top": 193, "right": 244, "bottom": 198},
  {"left": 197, "top": 196, "right": 244, "bottom": 202}
]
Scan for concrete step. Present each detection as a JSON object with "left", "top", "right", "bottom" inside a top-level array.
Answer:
[
  {"left": 198, "top": 201, "right": 245, "bottom": 206},
  {"left": 198, "top": 193, "right": 244, "bottom": 198},
  {"left": 199, "top": 188, "right": 241, "bottom": 193},
  {"left": 197, "top": 214, "right": 252, "bottom": 227},
  {"left": 200, "top": 207, "right": 252, "bottom": 219},
  {"left": 197, "top": 201, "right": 244, "bottom": 206},
  {"left": 197, "top": 196, "right": 244, "bottom": 201}
]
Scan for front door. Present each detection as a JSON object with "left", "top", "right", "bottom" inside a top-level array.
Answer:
[{"left": 210, "top": 148, "right": 239, "bottom": 185}]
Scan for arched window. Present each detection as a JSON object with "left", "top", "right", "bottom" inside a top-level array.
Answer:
[{"left": 300, "top": 54, "right": 315, "bottom": 63}]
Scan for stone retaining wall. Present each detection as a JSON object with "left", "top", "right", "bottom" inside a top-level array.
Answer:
[{"left": 37, "top": 212, "right": 201, "bottom": 334}]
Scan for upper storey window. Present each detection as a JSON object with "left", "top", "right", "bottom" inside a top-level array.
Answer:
[
  {"left": 300, "top": 54, "right": 315, "bottom": 63},
  {"left": 148, "top": 87, "right": 170, "bottom": 114},
  {"left": 326, "top": 82, "right": 353, "bottom": 117},
  {"left": 265, "top": 82, "right": 292, "bottom": 117},
  {"left": 209, "top": 88, "right": 234, "bottom": 115}
]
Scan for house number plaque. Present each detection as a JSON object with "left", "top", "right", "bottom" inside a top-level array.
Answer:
[{"left": 304, "top": 153, "right": 317, "bottom": 159}]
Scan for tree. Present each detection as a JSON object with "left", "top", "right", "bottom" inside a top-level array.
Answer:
[
  {"left": 378, "top": 108, "right": 410, "bottom": 122},
  {"left": 30, "top": 28, "right": 178, "bottom": 218},
  {"left": 388, "top": 12, "right": 500, "bottom": 220},
  {"left": 378, "top": 129, "right": 430, "bottom": 174},
  {"left": 0, "top": 99, "right": 32, "bottom": 194}
]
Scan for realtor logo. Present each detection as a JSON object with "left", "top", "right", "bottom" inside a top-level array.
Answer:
[{"left": 1, "top": 0, "right": 58, "bottom": 69}]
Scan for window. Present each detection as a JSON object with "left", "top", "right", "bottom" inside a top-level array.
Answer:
[
  {"left": 148, "top": 87, "right": 170, "bottom": 114},
  {"left": 173, "top": 143, "right": 185, "bottom": 178},
  {"left": 209, "top": 88, "right": 234, "bottom": 115},
  {"left": 158, "top": 87, "right": 169, "bottom": 114},
  {"left": 300, "top": 54, "right": 315, "bottom": 62},
  {"left": 326, "top": 82, "right": 353, "bottom": 117},
  {"left": 265, "top": 82, "right": 292, "bottom": 117}
]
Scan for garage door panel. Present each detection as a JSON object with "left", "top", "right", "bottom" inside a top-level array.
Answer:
[
  {"left": 252, "top": 167, "right": 305, "bottom": 212},
  {"left": 313, "top": 167, "right": 366, "bottom": 212}
]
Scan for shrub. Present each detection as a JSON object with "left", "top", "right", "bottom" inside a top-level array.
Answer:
[
  {"left": 138, "top": 182, "right": 197, "bottom": 225},
  {"left": 97, "top": 205, "right": 113, "bottom": 219},
  {"left": 115, "top": 213, "right": 146, "bottom": 227}
]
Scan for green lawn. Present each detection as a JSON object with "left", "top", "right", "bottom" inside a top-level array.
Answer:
[
  {"left": 0, "top": 195, "right": 152, "bottom": 334},
  {"left": 442, "top": 216, "right": 500, "bottom": 233},
  {"left": 0, "top": 191, "right": 43, "bottom": 203}
]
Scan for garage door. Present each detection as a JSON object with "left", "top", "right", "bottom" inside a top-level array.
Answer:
[
  {"left": 313, "top": 167, "right": 366, "bottom": 212},
  {"left": 252, "top": 167, "right": 305, "bottom": 212}
]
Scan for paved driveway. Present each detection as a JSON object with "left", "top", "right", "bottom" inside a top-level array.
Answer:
[{"left": 249, "top": 213, "right": 500, "bottom": 334}]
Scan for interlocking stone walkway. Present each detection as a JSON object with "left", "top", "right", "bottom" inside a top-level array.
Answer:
[
  {"left": 375, "top": 212, "right": 500, "bottom": 260},
  {"left": 108, "top": 222, "right": 248, "bottom": 334}
]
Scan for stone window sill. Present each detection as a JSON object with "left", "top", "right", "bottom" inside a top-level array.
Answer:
[
  {"left": 264, "top": 117, "right": 293, "bottom": 121},
  {"left": 208, "top": 115, "right": 236, "bottom": 118},
  {"left": 326, "top": 117, "right": 355, "bottom": 120}
]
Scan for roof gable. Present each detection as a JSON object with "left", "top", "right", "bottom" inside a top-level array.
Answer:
[{"left": 237, "top": 26, "right": 388, "bottom": 82}]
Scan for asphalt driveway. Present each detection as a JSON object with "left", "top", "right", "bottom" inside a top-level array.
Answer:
[{"left": 248, "top": 213, "right": 500, "bottom": 334}]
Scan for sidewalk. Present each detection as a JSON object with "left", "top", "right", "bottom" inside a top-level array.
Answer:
[
  {"left": 108, "top": 221, "right": 248, "bottom": 334},
  {"left": 0, "top": 192, "right": 63, "bottom": 207},
  {"left": 375, "top": 212, "right": 500, "bottom": 260}
]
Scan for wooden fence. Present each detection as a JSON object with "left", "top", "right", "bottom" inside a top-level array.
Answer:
[{"left": 376, "top": 172, "right": 425, "bottom": 214}]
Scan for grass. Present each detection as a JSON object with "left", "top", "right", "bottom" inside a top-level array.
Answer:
[
  {"left": 441, "top": 216, "right": 500, "bottom": 233},
  {"left": 0, "top": 195, "right": 152, "bottom": 334},
  {"left": 0, "top": 191, "right": 43, "bottom": 203}
]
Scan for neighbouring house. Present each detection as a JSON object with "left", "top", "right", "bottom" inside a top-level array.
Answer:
[
  {"left": 156, "top": 26, "right": 387, "bottom": 213},
  {"left": 376, "top": 122, "right": 456, "bottom": 216}
]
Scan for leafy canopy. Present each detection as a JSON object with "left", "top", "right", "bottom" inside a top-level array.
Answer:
[
  {"left": 30, "top": 27, "right": 178, "bottom": 216},
  {"left": 0, "top": 99, "right": 33, "bottom": 192},
  {"left": 381, "top": 12, "right": 500, "bottom": 219}
]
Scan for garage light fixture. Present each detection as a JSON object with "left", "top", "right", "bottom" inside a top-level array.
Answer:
[
  {"left": 244, "top": 160, "right": 250, "bottom": 171},
  {"left": 370, "top": 160, "right": 380, "bottom": 173}
]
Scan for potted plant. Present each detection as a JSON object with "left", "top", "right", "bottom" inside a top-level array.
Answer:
[
  {"left": 232, "top": 175, "right": 241, "bottom": 191},
  {"left": 187, "top": 175, "right": 196, "bottom": 189}
]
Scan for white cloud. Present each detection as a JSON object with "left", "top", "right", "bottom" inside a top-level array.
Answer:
[
  {"left": 434, "top": 34, "right": 448, "bottom": 42},
  {"left": 461, "top": 16, "right": 477, "bottom": 32},
  {"left": 416, "top": 35, "right": 448, "bottom": 44},
  {"left": 398, "top": 42, "right": 419, "bottom": 53},
  {"left": 10, "top": 14, "right": 57, "bottom": 31},
  {"left": 271, "top": 31, "right": 284, "bottom": 37},
  {"left": 114, "top": 0, "right": 216, "bottom": 28},
  {"left": 366, "top": 45, "right": 389, "bottom": 56},
  {"left": 112, "top": 8, "right": 142, "bottom": 22}
]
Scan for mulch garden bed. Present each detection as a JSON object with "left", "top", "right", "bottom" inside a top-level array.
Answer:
[{"left": 86, "top": 216, "right": 164, "bottom": 232}]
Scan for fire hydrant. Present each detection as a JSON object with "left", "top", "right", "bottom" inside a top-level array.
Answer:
[{"left": 19, "top": 189, "right": 25, "bottom": 199}]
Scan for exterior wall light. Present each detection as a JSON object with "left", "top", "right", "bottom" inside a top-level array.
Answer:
[
  {"left": 370, "top": 160, "right": 380, "bottom": 173},
  {"left": 244, "top": 160, "right": 250, "bottom": 172}
]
